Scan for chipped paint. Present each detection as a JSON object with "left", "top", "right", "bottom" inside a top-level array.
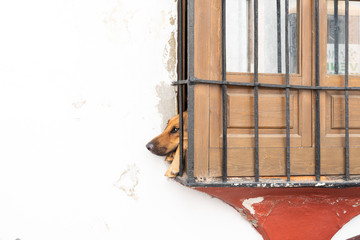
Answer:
[
  {"left": 198, "top": 187, "right": 360, "bottom": 239},
  {"left": 163, "top": 30, "right": 177, "bottom": 80},
  {"left": 113, "top": 164, "right": 140, "bottom": 200},
  {"left": 103, "top": 0, "right": 133, "bottom": 43},
  {"left": 242, "top": 197, "right": 264, "bottom": 215},
  {"left": 169, "top": 16, "right": 176, "bottom": 26},
  {"left": 72, "top": 99, "right": 87, "bottom": 109},
  {"left": 163, "top": 9, "right": 177, "bottom": 80},
  {"left": 155, "top": 81, "right": 176, "bottom": 129}
]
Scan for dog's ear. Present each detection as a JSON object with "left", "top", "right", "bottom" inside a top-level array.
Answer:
[
  {"left": 165, "top": 146, "right": 180, "bottom": 178},
  {"left": 165, "top": 152, "right": 174, "bottom": 163}
]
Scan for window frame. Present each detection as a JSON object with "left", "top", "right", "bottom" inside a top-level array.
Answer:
[{"left": 176, "top": 0, "right": 360, "bottom": 187}]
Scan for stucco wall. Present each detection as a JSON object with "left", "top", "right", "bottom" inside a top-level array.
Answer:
[{"left": 0, "top": 0, "right": 359, "bottom": 239}]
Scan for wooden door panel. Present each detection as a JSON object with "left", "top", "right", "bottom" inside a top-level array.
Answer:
[
  {"left": 319, "top": 0, "right": 360, "bottom": 175},
  {"left": 195, "top": 0, "right": 317, "bottom": 178},
  {"left": 193, "top": 0, "right": 360, "bottom": 179},
  {"left": 331, "top": 94, "right": 360, "bottom": 129},
  {"left": 320, "top": 148, "right": 360, "bottom": 175},
  {"left": 227, "top": 91, "right": 296, "bottom": 129},
  {"left": 209, "top": 148, "right": 316, "bottom": 177},
  {"left": 323, "top": 91, "right": 360, "bottom": 148},
  {"left": 206, "top": 0, "right": 313, "bottom": 178}
]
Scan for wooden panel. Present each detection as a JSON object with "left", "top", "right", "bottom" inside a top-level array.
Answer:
[
  {"left": 209, "top": 0, "right": 223, "bottom": 152},
  {"left": 226, "top": 132, "right": 302, "bottom": 148},
  {"left": 193, "top": 0, "right": 211, "bottom": 178},
  {"left": 323, "top": 91, "right": 360, "bottom": 147},
  {"left": 324, "top": 75, "right": 360, "bottom": 87},
  {"left": 206, "top": 0, "right": 315, "bottom": 178},
  {"left": 320, "top": 148, "right": 360, "bottom": 175},
  {"left": 223, "top": 88, "right": 301, "bottom": 148},
  {"left": 227, "top": 73, "right": 303, "bottom": 85},
  {"left": 319, "top": 1, "right": 360, "bottom": 176},
  {"left": 299, "top": 0, "right": 313, "bottom": 147},
  {"left": 331, "top": 95, "right": 360, "bottom": 129},
  {"left": 209, "top": 147, "right": 316, "bottom": 177},
  {"left": 228, "top": 93, "right": 295, "bottom": 129}
]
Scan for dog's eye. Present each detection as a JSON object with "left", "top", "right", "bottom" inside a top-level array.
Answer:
[{"left": 170, "top": 127, "right": 179, "bottom": 134}]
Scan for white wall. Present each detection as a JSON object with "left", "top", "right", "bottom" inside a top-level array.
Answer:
[
  {"left": 0, "top": 0, "right": 262, "bottom": 239},
  {"left": 0, "top": 0, "right": 359, "bottom": 239}
]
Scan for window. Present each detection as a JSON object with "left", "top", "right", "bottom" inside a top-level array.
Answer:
[
  {"left": 177, "top": 0, "right": 360, "bottom": 186},
  {"left": 227, "top": 0, "right": 298, "bottom": 74}
]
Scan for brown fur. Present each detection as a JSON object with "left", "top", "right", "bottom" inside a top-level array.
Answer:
[{"left": 146, "top": 112, "right": 188, "bottom": 177}]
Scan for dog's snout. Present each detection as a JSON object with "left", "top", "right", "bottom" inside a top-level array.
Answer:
[{"left": 146, "top": 142, "right": 154, "bottom": 152}]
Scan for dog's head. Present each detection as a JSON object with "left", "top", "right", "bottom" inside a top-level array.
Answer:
[{"left": 146, "top": 112, "right": 188, "bottom": 156}]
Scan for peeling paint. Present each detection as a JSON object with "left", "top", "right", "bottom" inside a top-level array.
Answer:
[
  {"left": 72, "top": 99, "right": 86, "bottom": 109},
  {"left": 103, "top": 0, "right": 133, "bottom": 43},
  {"left": 163, "top": 30, "right": 177, "bottom": 80},
  {"left": 113, "top": 164, "right": 140, "bottom": 200},
  {"left": 155, "top": 81, "right": 176, "bottom": 129},
  {"left": 242, "top": 197, "right": 264, "bottom": 215},
  {"left": 169, "top": 16, "right": 176, "bottom": 26},
  {"left": 235, "top": 207, "right": 259, "bottom": 227}
]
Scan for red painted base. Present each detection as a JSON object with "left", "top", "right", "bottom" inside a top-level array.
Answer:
[{"left": 195, "top": 187, "right": 360, "bottom": 240}]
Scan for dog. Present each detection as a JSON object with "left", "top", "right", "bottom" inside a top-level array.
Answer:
[{"left": 146, "top": 112, "right": 187, "bottom": 177}]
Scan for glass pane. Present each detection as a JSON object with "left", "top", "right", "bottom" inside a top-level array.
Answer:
[
  {"left": 327, "top": 0, "right": 360, "bottom": 75},
  {"left": 226, "top": 0, "right": 298, "bottom": 74}
]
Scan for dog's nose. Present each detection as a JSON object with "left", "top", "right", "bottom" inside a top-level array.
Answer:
[{"left": 146, "top": 142, "right": 154, "bottom": 152}]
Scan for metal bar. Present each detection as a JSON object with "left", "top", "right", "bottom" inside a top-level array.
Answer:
[
  {"left": 277, "top": 0, "right": 282, "bottom": 73},
  {"left": 175, "top": 177, "right": 360, "bottom": 188},
  {"left": 285, "top": 0, "right": 291, "bottom": 181},
  {"left": 179, "top": 90, "right": 184, "bottom": 177},
  {"left": 254, "top": 0, "right": 260, "bottom": 182},
  {"left": 315, "top": 0, "right": 321, "bottom": 181},
  {"left": 187, "top": 0, "right": 195, "bottom": 183},
  {"left": 178, "top": 0, "right": 184, "bottom": 177},
  {"left": 221, "top": 0, "right": 227, "bottom": 182},
  {"left": 345, "top": 0, "right": 350, "bottom": 180},
  {"left": 173, "top": 78, "right": 360, "bottom": 91},
  {"left": 334, "top": 0, "right": 339, "bottom": 74}
]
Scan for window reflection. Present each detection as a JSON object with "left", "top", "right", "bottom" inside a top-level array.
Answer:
[
  {"left": 327, "top": 0, "right": 360, "bottom": 75},
  {"left": 226, "top": 0, "right": 298, "bottom": 74}
]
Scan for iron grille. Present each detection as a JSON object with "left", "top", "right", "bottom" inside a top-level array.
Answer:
[{"left": 174, "top": 0, "right": 360, "bottom": 188}]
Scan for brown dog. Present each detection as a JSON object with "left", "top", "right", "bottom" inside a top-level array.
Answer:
[{"left": 146, "top": 112, "right": 187, "bottom": 177}]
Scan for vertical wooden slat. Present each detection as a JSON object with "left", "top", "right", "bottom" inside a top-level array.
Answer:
[{"left": 194, "top": 0, "right": 210, "bottom": 178}]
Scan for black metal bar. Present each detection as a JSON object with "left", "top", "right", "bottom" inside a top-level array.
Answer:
[
  {"left": 315, "top": 0, "right": 321, "bottom": 181},
  {"left": 174, "top": 78, "right": 360, "bottom": 91},
  {"left": 221, "top": 0, "right": 227, "bottom": 182},
  {"left": 345, "top": 0, "right": 350, "bottom": 180},
  {"left": 254, "top": 0, "right": 260, "bottom": 182},
  {"left": 187, "top": 0, "right": 195, "bottom": 183},
  {"left": 176, "top": 176, "right": 360, "bottom": 188},
  {"left": 285, "top": 0, "right": 291, "bottom": 181},
  {"left": 277, "top": 0, "right": 282, "bottom": 73},
  {"left": 179, "top": 91, "right": 184, "bottom": 177},
  {"left": 334, "top": 0, "right": 339, "bottom": 74},
  {"left": 178, "top": 0, "right": 184, "bottom": 177}
]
